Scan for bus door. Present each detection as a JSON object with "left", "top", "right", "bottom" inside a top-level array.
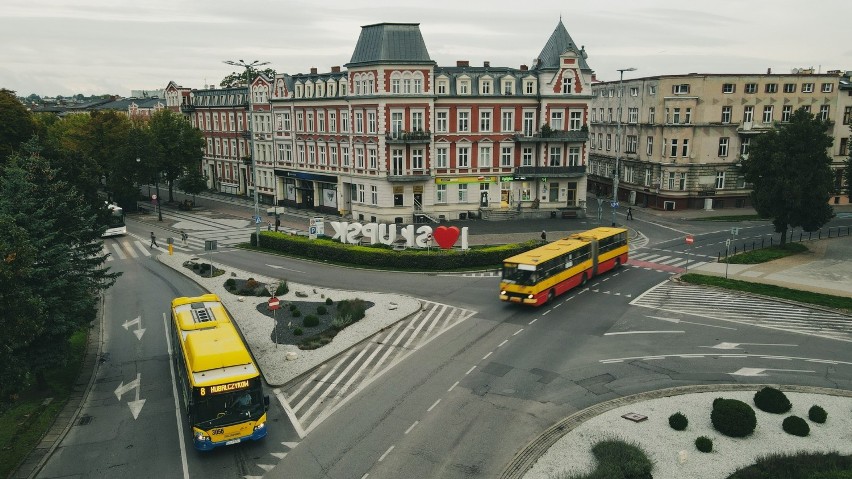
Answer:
[{"left": 590, "top": 239, "right": 600, "bottom": 276}]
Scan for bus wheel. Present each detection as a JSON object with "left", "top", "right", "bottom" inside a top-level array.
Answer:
[
  {"left": 547, "top": 290, "right": 555, "bottom": 303},
  {"left": 615, "top": 258, "right": 621, "bottom": 268}
]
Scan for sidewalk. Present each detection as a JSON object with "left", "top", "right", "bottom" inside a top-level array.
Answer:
[{"left": 687, "top": 235, "right": 852, "bottom": 298}]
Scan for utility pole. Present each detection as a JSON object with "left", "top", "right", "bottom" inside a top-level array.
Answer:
[
  {"left": 612, "top": 67, "right": 636, "bottom": 227},
  {"left": 224, "top": 59, "right": 269, "bottom": 245}
]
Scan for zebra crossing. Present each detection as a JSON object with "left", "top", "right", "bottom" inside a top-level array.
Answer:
[
  {"left": 628, "top": 250, "right": 712, "bottom": 271},
  {"left": 101, "top": 229, "right": 257, "bottom": 261},
  {"left": 632, "top": 281, "right": 852, "bottom": 341},
  {"left": 279, "top": 300, "right": 476, "bottom": 434}
]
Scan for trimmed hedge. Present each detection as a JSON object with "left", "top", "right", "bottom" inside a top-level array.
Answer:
[
  {"left": 809, "top": 405, "right": 827, "bottom": 424},
  {"left": 669, "top": 412, "right": 688, "bottom": 431},
  {"left": 711, "top": 398, "right": 757, "bottom": 438},
  {"left": 252, "top": 231, "right": 537, "bottom": 271},
  {"left": 782, "top": 415, "right": 810, "bottom": 437},
  {"left": 754, "top": 386, "right": 792, "bottom": 414},
  {"left": 695, "top": 436, "right": 713, "bottom": 453}
]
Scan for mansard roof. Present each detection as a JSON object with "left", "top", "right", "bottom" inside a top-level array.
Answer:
[
  {"left": 346, "top": 23, "right": 435, "bottom": 67},
  {"left": 535, "top": 19, "right": 591, "bottom": 71}
]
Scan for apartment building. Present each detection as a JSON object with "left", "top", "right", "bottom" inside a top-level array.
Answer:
[
  {"left": 168, "top": 20, "right": 596, "bottom": 223},
  {"left": 589, "top": 70, "right": 850, "bottom": 210}
]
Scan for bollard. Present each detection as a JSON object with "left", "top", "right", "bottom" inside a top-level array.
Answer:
[{"left": 168, "top": 244, "right": 173, "bottom": 255}]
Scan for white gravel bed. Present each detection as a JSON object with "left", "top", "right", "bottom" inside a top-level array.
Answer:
[
  {"left": 525, "top": 391, "right": 852, "bottom": 479},
  {"left": 158, "top": 252, "right": 421, "bottom": 385}
]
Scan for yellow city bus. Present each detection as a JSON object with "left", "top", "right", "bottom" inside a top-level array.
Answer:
[
  {"left": 499, "top": 227, "right": 628, "bottom": 306},
  {"left": 170, "top": 294, "right": 269, "bottom": 451}
]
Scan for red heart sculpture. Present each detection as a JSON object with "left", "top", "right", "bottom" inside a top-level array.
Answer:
[{"left": 433, "top": 226, "right": 460, "bottom": 249}]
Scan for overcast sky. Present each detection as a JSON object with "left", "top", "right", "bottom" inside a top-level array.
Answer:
[{"left": 2, "top": 0, "right": 850, "bottom": 97}]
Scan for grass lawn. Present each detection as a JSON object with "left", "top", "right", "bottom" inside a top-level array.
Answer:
[
  {"left": 0, "top": 328, "right": 88, "bottom": 479},
  {"left": 680, "top": 274, "right": 852, "bottom": 312},
  {"left": 722, "top": 243, "right": 808, "bottom": 264}
]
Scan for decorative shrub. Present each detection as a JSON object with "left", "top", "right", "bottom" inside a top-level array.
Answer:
[
  {"left": 275, "top": 281, "right": 289, "bottom": 296},
  {"left": 258, "top": 288, "right": 270, "bottom": 297},
  {"left": 711, "top": 398, "right": 757, "bottom": 438},
  {"left": 782, "top": 415, "right": 810, "bottom": 437},
  {"left": 225, "top": 278, "right": 236, "bottom": 288},
  {"left": 317, "top": 305, "right": 328, "bottom": 315},
  {"left": 808, "top": 405, "right": 828, "bottom": 424},
  {"left": 246, "top": 278, "right": 259, "bottom": 289},
  {"left": 293, "top": 327, "right": 303, "bottom": 336},
  {"left": 289, "top": 304, "right": 298, "bottom": 312},
  {"left": 332, "top": 316, "right": 353, "bottom": 330},
  {"left": 325, "top": 297, "right": 333, "bottom": 305},
  {"left": 337, "top": 299, "right": 367, "bottom": 323},
  {"left": 292, "top": 309, "right": 301, "bottom": 317},
  {"left": 712, "top": 397, "right": 725, "bottom": 409},
  {"left": 303, "top": 315, "right": 319, "bottom": 328},
  {"left": 669, "top": 412, "right": 688, "bottom": 431},
  {"left": 754, "top": 386, "right": 792, "bottom": 414},
  {"left": 238, "top": 288, "right": 254, "bottom": 296},
  {"left": 695, "top": 436, "right": 713, "bottom": 453}
]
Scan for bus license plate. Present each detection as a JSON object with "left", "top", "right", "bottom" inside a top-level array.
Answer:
[{"left": 226, "top": 439, "right": 241, "bottom": 445}]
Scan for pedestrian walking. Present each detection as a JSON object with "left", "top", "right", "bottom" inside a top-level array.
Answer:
[
  {"left": 626, "top": 207, "right": 633, "bottom": 220},
  {"left": 150, "top": 231, "right": 159, "bottom": 248},
  {"left": 275, "top": 217, "right": 281, "bottom": 232},
  {"left": 541, "top": 230, "right": 547, "bottom": 242},
  {"left": 180, "top": 230, "right": 188, "bottom": 246}
]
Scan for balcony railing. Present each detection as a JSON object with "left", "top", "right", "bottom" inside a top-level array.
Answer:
[
  {"left": 513, "top": 130, "right": 589, "bottom": 143},
  {"left": 514, "top": 165, "right": 586, "bottom": 177},
  {"left": 385, "top": 130, "right": 432, "bottom": 144},
  {"left": 386, "top": 169, "right": 433, "bottom": 182},
  {"left": 179, "top": 103, "right": 195, "bottom": 112}
]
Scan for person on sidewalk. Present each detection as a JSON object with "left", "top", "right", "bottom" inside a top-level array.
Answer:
[
  {"left": 541, "top": 230, "right": 547, "bottom": 243},
  {"left": 626, "top": 207, "right": 633, "bottom": 220},
  {"left": 180, "top": 230, "right": 188, "bottom": 246},
  {"left": 150, "top": 231, "right": 159, "bottom": 248}
]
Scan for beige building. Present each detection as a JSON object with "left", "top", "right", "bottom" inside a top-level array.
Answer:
[{"left": 589, "top": 70, "right": 850, "bottom": 210}]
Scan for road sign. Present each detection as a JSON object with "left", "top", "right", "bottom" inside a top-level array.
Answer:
[
  {"left": 267, "top": 297, "right": 280, "bottom": 310},
  {"left": 685, "top": 235, "right": 694, "bottom": 245},
  {"left": 254, "top": 215, "right": 262, "bottom": 224},
  {"left": 731, "top": 227, "right": 740, "bottom": 236},
  {"left": 610, "top": 201, "right": 619, "bottom": 208}
]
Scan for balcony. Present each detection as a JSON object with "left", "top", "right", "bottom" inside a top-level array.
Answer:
[
  {"left": 179, "top": 103, "right": 195, "bottom": 113},
  {"left": 240, "top": 130, "right": 251, "bottom": 140},
  {"left": 386, "top": 169, "right": 433, "bottom": 182},
  {"left": 514, "top": 165, "right": 586, "bottom": 178},
  {"left": 513, "top": 130, "right": 589, "bottom": 143},
  {"left": 385, "top": 130, "right": 432, "bottom": 144}
]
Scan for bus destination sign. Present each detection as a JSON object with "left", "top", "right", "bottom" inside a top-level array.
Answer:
[{"left": 200, "top": 379, "right": 250, "bottom": 396}]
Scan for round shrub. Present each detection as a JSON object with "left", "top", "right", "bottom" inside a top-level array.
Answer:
[
  {"left": 754, "top": 386, "right": 792, "bottom": 414},
  {"left": 695, "top": 436, "right": 713, "bottom": 453},
  {"left": 292, "top": 309, "right": 301, "bottom": 317},
  {"left": 303, "top": 315, "right": 320, "bottom": 328},
  {"left": 225, "top": 278, "right": 236, "bottom": 288},
  {"left": 782, "top": 415, "right": 810, "bottom": 437},
  {"left": 293, "top": 327, "right": 303, "bottom": 336},
  {"left": 317, "top": 305, "right": 328, "bottom": 315},
  {"left": 325, "top": 297, "right": 333, "bottom": 305},
  {"left": 711, "top": 398, "right": 757, "bottom": 438},
  {"left": 289, "top": 303, "right": 298, "bottom": 311},
  {"left": 712, "top": 397, "right": 725, "bottom": 409},
  {"left": 669, "top": 412, "right": 688, "bottom": 431},
  {"left": 808, "top": 405, "right": 827, "bottom": 424}
]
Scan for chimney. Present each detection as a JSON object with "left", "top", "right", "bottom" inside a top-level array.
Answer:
[
  {"left": 456, "top": 60, "right": 469, "bottom": 67},
  {"left": 331, "top": 66, "right": 341, "bottom": 73},
  {"left": 310, "top": 67, "right": 318, "bottom": 75},
  {"left": 483, "top": 61, "right": 490, "bottom": 68},
  {"left": 767, "top": 67, "right": 772, "bottom": 75},
  {"left": 520, "top": 64, "right": 528, "bottom": 71}
]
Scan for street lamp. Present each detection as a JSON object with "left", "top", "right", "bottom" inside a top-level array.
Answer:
[
  {"left": 612, "top": 67, "right": 636, "bottom": 227},
  {"left": 224, "top": 59, "right": 269, "bottom": 245}
]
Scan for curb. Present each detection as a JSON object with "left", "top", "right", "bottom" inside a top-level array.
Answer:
[{"left": 499, "top": 384, "right": 852, "bottom": 479}]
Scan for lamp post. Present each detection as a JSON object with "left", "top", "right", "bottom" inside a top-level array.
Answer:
[
  {"left": 612, "top": 67, "right": 636, "bottom": 227},
  {"left": 224, "top": 59, "right": 269, "bottom": 245}
]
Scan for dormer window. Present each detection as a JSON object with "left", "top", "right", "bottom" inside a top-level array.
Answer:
[
  {"left": 561, "top": 75, "right": 572, "bottom": 94},
  {"left": 437, "top": 79, "right": 448, "bottom": 94},
  {"left": 458, "top": 78, "right": 470, "bottom": 95},
  {"left": 480, "top": 78, "right": 492, "bottom": 94}
]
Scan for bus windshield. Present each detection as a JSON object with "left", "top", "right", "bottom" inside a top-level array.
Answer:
[
  {"left": 193, "top": 384, "right": 265, "bottom": 428},
  {"left": 502, "top": 264, "right": 538, "bottom": 286},
  {"left": 102, "top": 203, "right": 126, "bottom": 237}
]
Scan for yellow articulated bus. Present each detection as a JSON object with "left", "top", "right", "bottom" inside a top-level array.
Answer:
[
  {"left": 170, "top": 294, "right": 269, "bottom": 451},
  {"left": 499, "top": 227, "right": 628, "bottom": 306}
]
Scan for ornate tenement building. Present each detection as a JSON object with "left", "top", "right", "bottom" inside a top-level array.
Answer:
[
  {"left": 167, "top": 20, "right": 597, "bottom": 222},
  {"left": 588, "top": 70, "right": 852, "bottom": 210}
]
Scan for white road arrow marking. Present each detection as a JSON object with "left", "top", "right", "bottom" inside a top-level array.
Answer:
[
  {"left": 122, "top": 316, "right": 146, "bottom": 340},
  {"left": 728, "top": 367, "right": 814, "bottom": 377},
  {"left": 705, "top": 342, "right": 797, "bottom": 350},
  {"left": 645, "top": 315, "right": 736, "bottom": 330},
  {"left": 114, "top": 373, "right": 146, "bottom": 419}
]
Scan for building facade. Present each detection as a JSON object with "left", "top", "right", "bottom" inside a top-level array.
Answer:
[
  {"left": 169, "top": 20, "right": 596, "bottom": 223},
  {"left": 588, "top": 70, "right": 851, "bottom": 210}
]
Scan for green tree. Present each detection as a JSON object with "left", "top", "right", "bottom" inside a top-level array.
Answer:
[
  {"left": 0, "top": 89, "right": 36, "bottom": 164},
  {"left": 741, "top": 108, "right": 835, "bottom": 245},
  {"left": 149, "top": 110, "right": 205, "bottom": 202},
  {"left": 0, "top": 141, "right": 119, "bottom": 393},
  {"left": 177, "top": 164, "right": 208, "bottom": 206},
  {"left": 38, "top": 113, "right": 104, "bottom": 209},
  {"left": 220, "top": 67, "right": 277, "bottom": 88}
]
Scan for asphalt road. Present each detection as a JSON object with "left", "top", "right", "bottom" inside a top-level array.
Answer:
[{"left": 31, "top": 198, "right": 852, "bottom": 479}]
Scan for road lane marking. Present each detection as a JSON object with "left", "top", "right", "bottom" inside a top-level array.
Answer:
[
  {"left": 604, "top": 331, "right": 684, "bottom": 335},
  {"left": 427, "top": 399, "right": 441, "bottom": 412},
  {"left": 162, "top": 313, "right": 190, "bottom": 479},
  {"left": 405, "top": 421, "right": 419, "bottom": 435}
]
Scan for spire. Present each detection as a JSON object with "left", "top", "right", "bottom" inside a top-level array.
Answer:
[{"left": 534, "top": 19, "right": 591, "bottom": 71}]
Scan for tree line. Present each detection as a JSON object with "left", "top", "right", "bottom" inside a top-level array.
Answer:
[{"left": 0, "top": 88, "right": 204, "bottom": 400}]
